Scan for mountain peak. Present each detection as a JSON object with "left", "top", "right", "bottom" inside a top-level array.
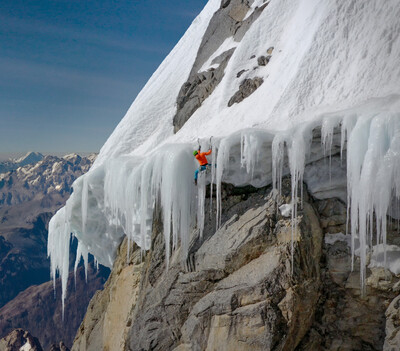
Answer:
[{"left": 14, "top": 151, "right": 44, "bottom": 166}]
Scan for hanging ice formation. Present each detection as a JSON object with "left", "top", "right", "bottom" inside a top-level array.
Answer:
[{"left": 48, "top": 100, "right": 400, "bottom": 313}]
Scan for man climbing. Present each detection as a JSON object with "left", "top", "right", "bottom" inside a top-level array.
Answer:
[{"left": 193, "top": 147, "right": 212, "bottom": 185}]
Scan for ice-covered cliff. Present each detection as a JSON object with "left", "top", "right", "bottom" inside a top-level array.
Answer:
[{"left": 48, "top": 0, "right": 400, "bottom": 319}]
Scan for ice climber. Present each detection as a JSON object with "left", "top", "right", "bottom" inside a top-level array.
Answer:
[{"left": 193, "top": 148, "right": 212, "bottom": 185}]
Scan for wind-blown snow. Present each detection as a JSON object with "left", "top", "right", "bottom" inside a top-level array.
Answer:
[{"left": 48, "top": 0, "right": 400, "bottom": 311}]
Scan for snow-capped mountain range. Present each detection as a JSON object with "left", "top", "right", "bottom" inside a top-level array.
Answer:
[
  {"left": 48, "top": 0, "right": 400, "bottom": 315},
  {"left": 0, "top": 153, "right": 96, "bottom": 229},
  {"left": 0, "top": 152, "right": 100, "bottom": 348},
  {"left": 0, "top": 152, "right": 44, "bottom": 174},
  {"left": 0, "top": 153, "right": 96, "bottom": 307}
]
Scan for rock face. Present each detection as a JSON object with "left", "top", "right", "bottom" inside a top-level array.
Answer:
[
  {"left": 173, "top": 0, "right": 269, "bottom": 132},
  {"left": 0, "top": 329, "right": 43, "bottom": 351},
  {"left": 227, "top": 76, "right": 264, "bottom": 106},
  {"left": 72, "top": 182, "right": 323, "bottom": 350},
  {"left": 0, "top": 266, "right": 108, "bottom": 350},
  {"left": 384, "top": 295, "right": 400, "bottom": 350},
  {"left": 49, "top": 342, "right": 70, "bottom": 351},
  {"left": 297, "top": 197, "right": 399, "bottom": 350},
  {"left": 71, "top": 177, "right": 400, "bottom": 350},
  {"left": 71, "top": 239, "right": 143, "bottom": 351},
  {"left": 173, "top": 48, "right": 236, "bottom": 133}
]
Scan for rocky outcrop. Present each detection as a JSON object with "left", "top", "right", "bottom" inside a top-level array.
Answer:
[
  {"left": 257, "top": 46, "right": 274, "bottom": 66},
  {"left": 72, "top": 181, "right": 324, "bottom": 350},
  {"left": 0, "top": 329, "right": 43, "bottom": 351},
  {"left": 71, "top": 239, "right": 143, "bottom": 351},
  {"left": 0, "top": 266, "right": 108, "bottom": 350},
  {"left": 297, "top": 197, "right": 400, "bottom": 350},
  {"left": 173, "top": 48, "right": 236, "bottom": 133},
  {"left": 71, "top": 175, "right": 400, "bottom": 350},
  {"left": 49, "top": 342, "right": 70, "bottom": 351},
  {"left": 173, "top": 0, "right": 269, "bottom": 132},
  {"left": 227, "top": 76, "right": 264, "bottom": 106},
  {"left": 384, "top": 295, "right": 400, "bottom": 350},
  {"left": 0, "top": 329, "right": 71, "bottom": 351}
]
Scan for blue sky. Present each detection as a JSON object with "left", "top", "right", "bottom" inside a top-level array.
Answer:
[{"left": 0, "top": 0, "right": 207, "bottom": 157}]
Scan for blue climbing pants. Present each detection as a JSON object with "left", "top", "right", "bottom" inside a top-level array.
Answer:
[{"left": 194, "top": 165, "right": 208, "bottom": 180}]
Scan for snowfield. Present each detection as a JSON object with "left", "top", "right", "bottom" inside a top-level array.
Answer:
[{"left": 48, "top": 0, "right": 400, "bottom": 311}]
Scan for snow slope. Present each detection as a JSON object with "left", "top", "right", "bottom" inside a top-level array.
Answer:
[{"left": 48, "top": 0, "right": 400, "bottom": 310}]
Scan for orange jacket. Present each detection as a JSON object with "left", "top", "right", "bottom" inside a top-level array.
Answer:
[{"left": 195, "top": 149, "right": 211, "bottom": 166}]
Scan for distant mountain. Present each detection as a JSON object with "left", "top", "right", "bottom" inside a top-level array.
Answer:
[
  {"left": 0, "top": 152, "right": 44, "bottom": 174},
  {"left": 13, "top": 152, "right": 44, "bottom": 168},
  {"left": 0, "top": 153, "right": 96, "bottom": 231},
  {"left": 0, "top": 153, "right": 97, "bottom": 308},
  {"left": 0, "top": 329, "right": 43, "bottom": 351},
  {"left": 0, "top": 152, "right": 105, "bottom": 349},
  {"left": 0, "top": 266, "right": 107, "bottom": 350}
]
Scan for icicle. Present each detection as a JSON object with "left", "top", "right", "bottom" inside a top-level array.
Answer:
[
  {"left": 74, "top": 240, "right": 82, "bottom": 288},
  {"left": 340, "top": 115, "right": 357, "bottom": 162},
  {"left": 209, "top": 138, "right": 217, "bottom": 215},
  {"left": 47, "top": 206, "right": 71, "bottom": 320},
  {"left": 150, "top": 145, "right": 194, "bottom": 267},
  {"left": 140, "top": 160, "right": 153, "bottom": 250},
  {"left": 81, "top": 177, "right": 88, "bottom": 236},
  {"left": 48, "top": 106, "right": 400, "bottom": 320},
  {"left": 346, "top": 115, "right": 373, "bottom": 282},
  {"left": 321, "top": 117, "right": 341, "bottom": 184},
  {"left": 321, "top": 117, "right": 339, "bottom": 156},
  {"left": 240, "top": 131, "right": 262, "bottom": 178},
  {"left": 287, "top": 126, "right": 313, "bottom": 273},
  {"left": 216, "top": 138, "right": 231, "bottom": 228},
  {"left": 346, "top": 114, "right": 400, "bottom": 292},
  {"left": 197, "top": 167, "right": 206, "bottom": 238},
  {"left": 73, "top": 241, "right": 89, "bottom": 284},
  {"left": 272, "top": 133, "right": 286, "bottom": 196}
]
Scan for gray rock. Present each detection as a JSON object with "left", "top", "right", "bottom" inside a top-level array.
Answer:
[
  {"left": 297, "top": 196, "right": 400, "bottom": 351},
  {"left": 72, "top": 184, "right": 324, "bottom": 351},
  {"left": 233, "top": 2, "right": 270, "bottom": 42},
  {"left": 49, "top": 342, "right": 70, "bottom": 351},
  {"left": 173, "top": 48, "right": 235, "bottom": 133},
  {"left": 257, "top": 55, "right": 271, "bottom": 66},
  {"left": 236, "top": 69, "right": 247, "bottom": 77},
  {"left": 228, "top": 77, "right": 264, "bottom": 106},
  {"left": 71, "top": 240, "right": 143, "bottom": 351},
  {"left": 0, "top": 329, "right": 43, "bottom": 351},
  {"left": 384, "top": 295, "right": 400, "bottom": 350},
  {"left": 173, "top": 0, "right": 270, "bottom": 132}
]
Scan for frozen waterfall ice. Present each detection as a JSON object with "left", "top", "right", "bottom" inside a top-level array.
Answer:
[{"left": 48, "top": 101, "right": 400, "bottom": 313}]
